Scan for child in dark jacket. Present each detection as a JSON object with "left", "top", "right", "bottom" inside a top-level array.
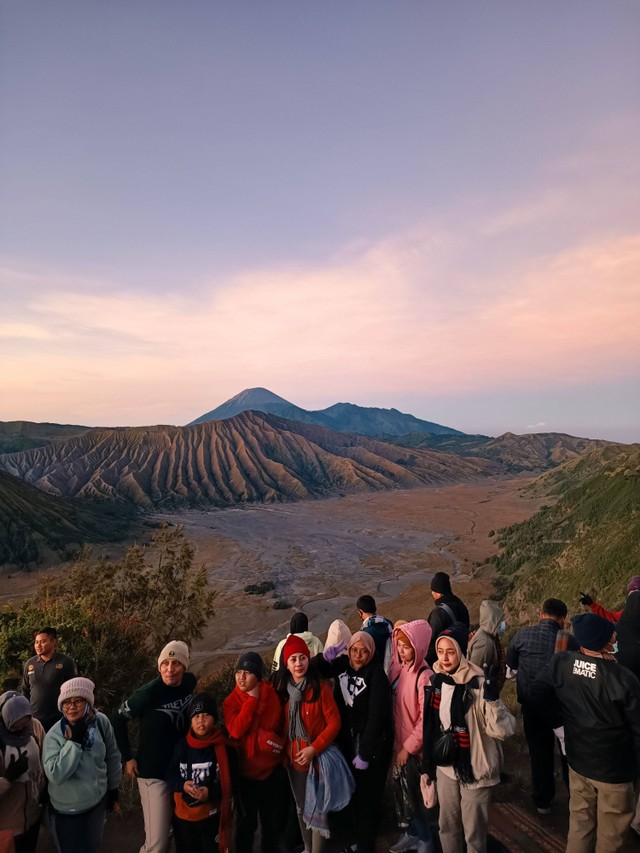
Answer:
[
  {"left": 168, "top": 693, "right": 234, "bottom": 853},
  {"left": 222, "top": 651, "right": 288, "bottom": 853}
]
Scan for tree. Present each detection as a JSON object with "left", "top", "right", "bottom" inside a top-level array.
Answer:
[{"left": 0, "top": 525, "right": 216, "bottom": 711}]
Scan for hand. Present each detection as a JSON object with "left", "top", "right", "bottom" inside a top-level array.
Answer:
[
  {"left": 395, "top": 747, "right": 409, "bottom": 767},
  {"left": 352, "top": 755, "right": 369, "bottom": 771},
  {"left": 323, "top": 641, "right": 347, "bottom": 662},
  {"left": 553, "top": 726, "right": 566, "bottom": 756},
  {"left": 294, "top": 746, "right": 316, "bottom": 767},
  {"left": 579, "top": 592, "right": 594, "bottom": 606},
  {"left": 5, "top": 750, "right": 28, "bottom": 782},
  {"left": 184, "top": 781, "right": 208, "bottom": 802},
  {"left": 483, "top": 664, "right": 500, "bottom": 702},
  {"left": 125, "top": 759, "right": 138, "bottom": 778},
  {"left": 107, "top": 789, "right": 120, "bottom": 813},
  {"left": 70, "top": 718, "right": 89, "bottom": 744}
]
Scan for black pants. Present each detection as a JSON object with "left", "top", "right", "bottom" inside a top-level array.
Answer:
[
  {"left": 236, "top": 767, "right": 288, "bottom": 853},
  {"left": 14, "top": 820, "right": 40, "bottom": 853},
  {"left": 521, "top": 702, "right": 568, "bottom": 809},
  {"left": 173, "top": 813, "right": 219, "bottom": 853},
  {"left": 350, "top": 748, "right": 392, "bottom": 853}
]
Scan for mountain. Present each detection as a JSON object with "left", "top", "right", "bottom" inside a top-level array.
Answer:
[
  {"left": 0, "top": 470, "right": 132, "bottom": 567},
  {"left": 188, "top": 387, "right": 312, "bottom": 424},
  {"left": 188, "top": 387, "right": 463, "bottom": 436},
  {"left": 387, "top": 431, "right": 611, "bottom": 474},
  {"left": 0, "top": 411, "right": 500, "bottom": 509},
  {"left": 0, "top": 421, "right": 90, "bottom": 454},
  {"left": 488, "top": 443, "right": 640, "bottom": 621}
]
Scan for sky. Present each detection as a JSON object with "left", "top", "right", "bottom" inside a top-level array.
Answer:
[{"left": 1, "top": 1, "right": 639, "bottom": 442}]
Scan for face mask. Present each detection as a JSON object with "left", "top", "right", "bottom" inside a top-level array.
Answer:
[
  {"left": 497, "top": 620, "right": 506, "bottom": 635},
  {"left": 611, "top": 641, "right": 619, "bottom": 655}
]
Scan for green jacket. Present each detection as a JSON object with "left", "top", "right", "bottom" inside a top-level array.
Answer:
[{"left": 43, "top": 713, "right": 122, "bottom": 814}]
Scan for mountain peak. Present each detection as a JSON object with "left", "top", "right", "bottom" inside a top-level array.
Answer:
[
  {"left": 187, "top": 387, "right": 302, "bottom": 426},
  {"left": 226, "top": 387, "right": 293, "bottom": 407}
]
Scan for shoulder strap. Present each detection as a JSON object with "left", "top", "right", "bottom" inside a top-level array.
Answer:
[
  {"left": 439, "top": 602, "right": 456, "bottom": 624},
  {"left": 415, "top": 665, "right": 428, "bottom": 695}
]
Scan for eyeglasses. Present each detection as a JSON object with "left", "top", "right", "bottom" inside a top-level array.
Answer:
[{"left": 62, "top": 698, "right": 85, "bottom": 709}]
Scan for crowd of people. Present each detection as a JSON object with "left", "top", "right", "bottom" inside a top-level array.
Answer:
[{"left": 2, "top": 571, "right": 640, "bottom": 853}]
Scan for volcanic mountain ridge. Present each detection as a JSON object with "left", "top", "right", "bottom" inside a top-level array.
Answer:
[{"left": 0, "top": 411, "right": 499, "bottom": 508}]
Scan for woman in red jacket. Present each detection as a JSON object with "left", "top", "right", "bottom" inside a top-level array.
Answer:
[
  {"left": 274, "top": 635, "right": 342, "bottom": 853},
  {"left": 222, "top": 652, "right": 287, "bottom": 853}
]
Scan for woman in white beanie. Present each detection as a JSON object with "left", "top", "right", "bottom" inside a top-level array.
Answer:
[{"left": 43, "top": 677, "right": 122, "bottom": 853}]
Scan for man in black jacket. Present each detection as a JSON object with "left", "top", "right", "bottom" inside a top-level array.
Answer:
[
  {"left": 426, "top": 572, "right": 469, "bottom": 666},
  {"left": 531, "top": 614, "right": 640, "bottom": 852}
]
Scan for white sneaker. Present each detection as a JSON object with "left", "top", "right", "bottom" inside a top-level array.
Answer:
[{"left": 389, "top": 834, "right": 419, "bottom": 853}]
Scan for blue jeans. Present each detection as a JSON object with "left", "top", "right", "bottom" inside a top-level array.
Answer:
[{"left": 51, "top": 797, "right": 107, "bottom": 853}]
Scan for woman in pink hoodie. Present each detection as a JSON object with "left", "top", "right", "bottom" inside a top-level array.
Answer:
[{"left": 388, "top": 619, "right": 434, "bottom": 853}]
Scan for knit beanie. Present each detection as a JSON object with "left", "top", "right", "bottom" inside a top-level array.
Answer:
[
  {"left": 158, "top": 640, "right": 190, "bottom": 671},
  {"left": 289, "top": 612, "right": 309, "bottom": 634},
  {"left": 58, "top": 677, "right": 95, "bottom": 711},
  {"left": 282, "top": 634, "right": 311, "bottom": 666},
  {"left": 437, "top": 623, "right": 469, "bottom": 655},
  {"left": 571, "top": 613, "right": 615, "bottom": 651},
  {"left": 627, "top": 576, "right": 640, "bottom": 593},
  {"left": 235, "top": 651, "right": 264, "bottom": 680},
  {"left": 190, "top": 693, "right": 218, "bottom": 721},
  {"left": 431, "top": 572, "right": 452, "bottom": 595}
]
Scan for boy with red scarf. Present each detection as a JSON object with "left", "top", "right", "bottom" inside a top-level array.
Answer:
[
  {"left": 222, "top": 651, "right": 288, "bottom": 853},
  {"left": 168, "top": 693, "right": 234, "bottom": 853}
]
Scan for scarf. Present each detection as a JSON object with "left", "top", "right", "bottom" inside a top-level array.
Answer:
[
  {"left": 287, "top": 678, "right": 310, "bottom": 743},
  {"left": 185, "top": 729, "right": 233, "bottom": 852},
  {"left": 0, "top": 692, "right": 33, "bottom": 748},
  {"left": 424, "top": 672, "right": 477, "bottom": 785},
  {"left": 303, "top": 743, "right": 355, "bottom": 838}
]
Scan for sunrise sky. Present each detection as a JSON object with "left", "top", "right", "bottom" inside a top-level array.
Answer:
[{"left": 1, "top": 1, "right": 639, "bottom": 441}]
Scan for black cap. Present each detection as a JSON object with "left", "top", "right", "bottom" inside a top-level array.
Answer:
[
  {"left": 235, "top": 651, "right": 264, "bottom": 680},
  {"left": 431, "top": 572, "right": 452, "bottom": 595},
  {"left": 190, "top": 693, "right": 217, "bottom": 720}
]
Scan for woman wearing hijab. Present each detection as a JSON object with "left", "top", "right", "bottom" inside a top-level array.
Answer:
[
  {"left": 320, "top": 631, "right": 393, "bottom": 853},
  {"left": 0, "top": 692, "right": 46, "bottom": 853},
  {"left": 274, "top": 635, "right": 343, "bottom": 853},
  {"left": 423, "top": 626, "right": 515, "bottom": 853},
  {"left": 43, "top": 677, "right": 122, "bottom": 853}
]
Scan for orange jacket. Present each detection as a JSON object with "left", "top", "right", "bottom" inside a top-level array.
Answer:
[
  {"left": 222, "top": 681, "right": 285, "bottom": 781},
  {"left": 284, "top": 680, "right": 341, "bottom": 771}
]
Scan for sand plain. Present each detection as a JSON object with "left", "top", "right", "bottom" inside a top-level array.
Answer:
[
  {"left": 1, "top": 476, "right": 543, "bottom": 677},
  {"left": 152, "top": 477, "right": 542, "bottom": 675}
]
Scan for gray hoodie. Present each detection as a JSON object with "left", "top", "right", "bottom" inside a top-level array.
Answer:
[{"left": 467, "top": 600, "right": 504, "bottom": 671}]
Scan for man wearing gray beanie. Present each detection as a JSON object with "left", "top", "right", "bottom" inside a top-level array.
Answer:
[
  {"left": 113, "top": 641, "right": 196, "bottom": 853},
  {"left": 532, "top": 614, "right": 640, "bottom": 851}
]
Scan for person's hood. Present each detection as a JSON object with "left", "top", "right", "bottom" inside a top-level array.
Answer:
[
  {"left": 479, "top": 600, "right": 504, "bottom": 636},
  {"left": 292, "top": 630, "right": 318, "bottom": 644},
  {"left": 392, "top": 619, "right": 432, "bottom": 673},
  {"left": 433, "top": 635, "right": 483, "bottom": 684}
]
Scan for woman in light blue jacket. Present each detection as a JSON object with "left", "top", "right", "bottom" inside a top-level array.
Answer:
[{"left": 43, "top": 677, "right": 121, "bottom": 853}]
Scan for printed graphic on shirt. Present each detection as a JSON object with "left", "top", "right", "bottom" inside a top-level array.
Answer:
[
  {"left": 158, "top": 696, "right": 192, "bottom": 728},
  {"left": 179, "top": 759, "right": 215, "bottom": 787},
  {"left": 339, "top": 672, "right": 367, "bottom": 707},
  {"left": 573, "top": 659, "right": 597, "bottom": 679}
]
